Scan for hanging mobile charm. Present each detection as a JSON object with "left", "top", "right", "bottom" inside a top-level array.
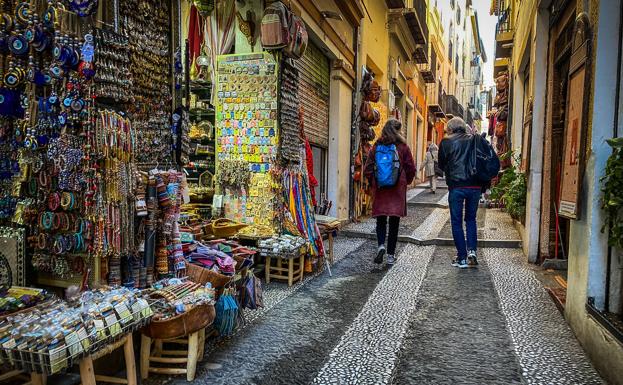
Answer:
[{"left": 78, "top": 32, "right": 95, "bottom": 80}]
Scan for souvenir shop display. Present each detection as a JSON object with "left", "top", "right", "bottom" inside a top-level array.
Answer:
[
  {"left": 214, "top": 52, "right": 278, "bottom": 227},
  {"left": 146, "top": 279, "right": 215, "bottom": 321},
  {"left": 278, "top": 59, "right": 301, "bottom": 162},
  {"left": 142, "top": 278, "right": 215, "bottom": 343},
  {"left": 0, "top": 287, "right": 49, "bottom": 317},
  {"left": 258, "top": 234, "right": 307, "bottom": 259},
  {"left": 0, "top": 227, "right": 26, "bottom": 287},
  {"left": 353, "top": 72, "right": 379, "bottom": 219},
  {"left": 183, "top": 80, "right": 216, "bottom": 206},
  {"left": 93, "top": 29, "right": 131, "bottom": 103},
  {"left": 492, "top": 71, "right": 510, "bottom": 169},
  {"left": 120, "top": 0, "right": 173, "bottom": 165},
  {"left": 0, "top": 286, "right": 152, "bottom": 375}
]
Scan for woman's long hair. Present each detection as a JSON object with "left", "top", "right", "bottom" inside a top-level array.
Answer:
[{"left": 377, "top": 118, "right": 406, "bottom": 145}]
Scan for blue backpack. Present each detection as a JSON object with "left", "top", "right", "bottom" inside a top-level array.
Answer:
[{"left": 375, "top": 144, "right": 401, "bottom": 188}]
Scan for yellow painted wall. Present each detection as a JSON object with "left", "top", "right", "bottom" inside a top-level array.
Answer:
[{"left": 361, "top": 0, "right": 390, "bottom": 86}]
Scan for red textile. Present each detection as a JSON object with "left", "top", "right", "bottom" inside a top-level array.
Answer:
[
  {"left": 363, "top": 142, "right": 416, "bottom": 217},
  {"left": 304, "top": 139, "right": 318, "bottom": 206},
  {"left": 188, "top": 5, "right": 204, "bottom": 74}
]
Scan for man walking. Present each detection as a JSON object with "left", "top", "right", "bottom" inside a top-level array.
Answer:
[{"left": 438, "top": 117, "right": 482, "bottom": 268}]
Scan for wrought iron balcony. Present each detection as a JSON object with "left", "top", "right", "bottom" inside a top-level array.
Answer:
[
  {"left": 443, "top": 94, "right": 464, "bottom": 119},
  {"left": 427, "top": 82, "right": 445, "bottom": 117},
  {"left": 417, "top": 46, "right": 436, "bottom": 83},
  {"left": 494, "top": 0, "right": 513, "bottom": 59}
]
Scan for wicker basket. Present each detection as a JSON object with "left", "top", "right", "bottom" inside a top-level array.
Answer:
[
  {"left": 142, "top": 303, "right": 215, "bottom": 340},
  {"left": 211, "top": 218, "right": 248, "bottom": 238},
  {"left": 185, "top": 262, "right": 233, "bottom": 289}
]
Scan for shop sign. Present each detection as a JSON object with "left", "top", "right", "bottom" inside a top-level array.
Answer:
[{"left": 559, "top": 13, "right": 591, "bottom": 219}]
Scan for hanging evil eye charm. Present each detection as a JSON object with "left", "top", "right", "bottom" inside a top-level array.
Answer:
[
  {"left": 3, "top": 71, "right": 19, "bottom": 88},
  {"left": 53, "top": 43, "right": 62, "bottom": 60},
  {"left": 70, "top": 99, "right": 84, "bottom": 112},
  {"left": 8, "top": 35, "right": 28, "bottom": 56},
  {"left": 48, "top": 94, "right": 58, "bottom": 105},
  {"left": 15, "top": 3, "right": 30, "bottom": 25},
  {"left": 43, "top": 7, "right": 56, "bottom": 28},
  {"left": 49, "top": 64, "right": 64, "bottom": 79},
  {"left": 58, "top": 113, "right": 66, "bottom": 125},
  {"left": 24, "top": 28, "right": 34, "bottom": 43}
]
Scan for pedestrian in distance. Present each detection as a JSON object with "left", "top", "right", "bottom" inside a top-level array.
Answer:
[
  {"left": 420, "top": 144, "right": 437, "bottom": 194},
  {"left": 364, "top": 119, "right": 416, "bottom": 266},
  {"left": 438, "top": 117, "right": 486, "bottom": 269}
]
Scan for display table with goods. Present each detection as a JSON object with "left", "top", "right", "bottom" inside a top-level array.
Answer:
[
  {"left": 140, "top": 278, "right": 215, "bottom": 381},
  {"left": 0, "top": 287, "right": 152, "bottom": 385}
]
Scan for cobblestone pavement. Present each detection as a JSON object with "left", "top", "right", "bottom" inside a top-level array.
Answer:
[
  {"left": 392, "top": 246, "right": 523, "bottom": 385},
  {"left": 148, "top": 204, "right": 604, "bottom": 385}
]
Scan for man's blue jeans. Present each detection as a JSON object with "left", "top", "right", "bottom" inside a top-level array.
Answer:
[{"left": 448, "top": 187, "right": 481, "bottom": 259}]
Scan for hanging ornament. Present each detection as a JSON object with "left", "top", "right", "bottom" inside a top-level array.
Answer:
[
  {"left": 67, "top": 0, "right": 98, "bottom": 17},
  {"left": 78, "top": 33, "right": 95, "bottom": 80}
]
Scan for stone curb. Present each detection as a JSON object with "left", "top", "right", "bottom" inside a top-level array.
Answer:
[
  {"left": 339, "top": 230, "right": 522, "bottom": 249},
  {"left": 407, "top": 201, "right": 449, "bottom": 209}
]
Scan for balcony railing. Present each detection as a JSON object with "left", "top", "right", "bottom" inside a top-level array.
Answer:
[
  {"left": 443, "top": 94, "right": 464, "bottom": 119},
  {"left": 404, "top": 0, "right": 428, "bottom": 47},
  {"left": 495, "top": 0, "right": 512, "bottom": 35},
  {"left": 417, "top": 46, "right": 436, "bottom": 83},
  {"left": 427, "top": 82, "right": 445, "bottom": 117}
]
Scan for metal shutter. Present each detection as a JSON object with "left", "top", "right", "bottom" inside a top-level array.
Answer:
[{"left": 295, "top": 41, "right": 330, "bottom": 147}]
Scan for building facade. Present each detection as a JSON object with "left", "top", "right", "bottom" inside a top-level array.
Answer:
[{"left": 491, "top": 0, "right": 623, "bottom": 383}]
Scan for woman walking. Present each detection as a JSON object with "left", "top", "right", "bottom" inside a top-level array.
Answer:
[
  {"left": 364, "top": 119, "right": 416, "bottom": 266},
  {"left": 420, "top": 144, "right": 437, "bottom": 193}
]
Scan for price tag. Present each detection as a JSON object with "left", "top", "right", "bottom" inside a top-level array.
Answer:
[
  {"left": 65, "top": 331, "right": 83, "bottom": 357},
  {"left": 104, "top": 313, "right": 121, "bottom": 337},
  {"left": 93, "top": 319, "right": 106, "bottom": 341},
  {"left": 49, "top": 343, "right": 68, "bottom": 374}
]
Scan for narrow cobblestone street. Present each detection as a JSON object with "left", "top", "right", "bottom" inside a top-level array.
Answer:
[{"left": 147, "top": 186, "right": 605, "bottom": 385}]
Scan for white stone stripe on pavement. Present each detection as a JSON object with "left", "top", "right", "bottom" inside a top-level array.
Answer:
[
  {"left": 406, "top": 188, "right": 424, "bottom": 201},
  {"left": 411, "top": 207, "right": 449, "bottom": 240},
  {"left": 312, "top": 244, "right": 435, "bottom": 385},
  {"left": 484, "top": 247, "right": 604, "bottom": 385}
]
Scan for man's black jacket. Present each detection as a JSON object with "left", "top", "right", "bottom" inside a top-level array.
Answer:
[{"left": 438, "top": 128, "right": 482, "bottom": 189}]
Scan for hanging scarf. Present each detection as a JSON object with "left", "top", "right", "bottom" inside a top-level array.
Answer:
[
  {"left": 205, "top": 0, "right": 236, "bottom": 103},
  {"left": 188, "top": 5, "right": 204, "bottom": 77}
]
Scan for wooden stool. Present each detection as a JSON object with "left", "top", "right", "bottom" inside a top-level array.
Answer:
[
  {"left": 78, "top": 334, "right": 137, "bottom": 385},
  {"left": 140, "top": 328, "right": 205, "bottom": 382},
  {"left": 264, "top": 254, "right": 305, "bottom": 286}
]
